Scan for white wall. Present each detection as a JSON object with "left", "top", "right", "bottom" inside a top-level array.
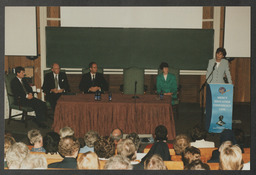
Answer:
[
  {"left": 5, "top": 7, "right": 37, "bottom": 56},
  {"left": 61, "top": 7, "right": 203, "bottom": 29},
  {"left": 224, "top": 7, "right": 251, "bottom": 57}
]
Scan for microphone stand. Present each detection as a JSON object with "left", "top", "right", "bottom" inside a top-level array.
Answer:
[
  {"left": 132, "top": 81, "right": 139, "bottom": 99},
  {"left": 199, "top": 64, "right": 216, "bottom": 124}
]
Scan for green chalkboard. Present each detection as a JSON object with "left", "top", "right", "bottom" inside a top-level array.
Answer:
[{"left": 46, "top": 27, "right": 214, "bottom": 70}]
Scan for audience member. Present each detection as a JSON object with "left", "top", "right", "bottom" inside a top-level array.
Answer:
[
  {"left": 208, "top": 129, "right": 239, "bottom": 163},
  {"left": 126, "top": 132, "right": 141, "bottom": 152},
  {"left": 6, "top": 142, "right": 30, "bottom": 169},
  {"left": 80, "top": 130, "right": 99, "bottom": 153},
  {"left": 20, "top": 154, "right": 47, "bottom": 169},
  {"left": 219, "top": 141, "right": 243, "bottom": 170},
  {"left": 4, "top": 135, "right": 16, "bottom": 168},
  {"left": 43, "top": 131, "right": 60, "bottom": 155},
  {"left": 140, "top": 125, "right": 171, "bottom": 169},
  {"left": 144, "top": 154, "right": 167, "bottom": 170},
  {"left": 77, "top": 152, "right": 100, "bottom": 169},
  {"left": 27, "top": 129, "right": 46, "bottom": 152},
  {"left": 190, "top": 124, "right": 215, "bottom": 148},
  {"left": 117, "top": 139, "right": 137, "bottom": 162},
  {"left": 110, "top": 128, "right": 123, "bottom": 146},
  {"left": 184, "top": 160, "right": 210, "bottom": 170},
  {"left": 173, "top": 134, "right": 190, "bottom": 155},
  {"left": 182, "top": 146, "right": 201, "bottom": 167},
  {"left": 94, "top": 136, "right": 115, "bottom": 160},
  {"left": 48, "top": 136, "right": 80, "bottom": 169},
  {"left": 104, "top": 155, "right": 133, "bottom": 170},
  {"left": 59, "top": 126, "right": 74, "bottom": 138}
]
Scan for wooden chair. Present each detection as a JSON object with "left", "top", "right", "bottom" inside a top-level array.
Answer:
[
  {"left": 207, "top": 163, "right": 219, "bottom": 170},
  {"left": 99, "top": 160, "right": 106, "bottom": 169},
  {"left": 164, "top": 161, "right": 184, "bottom": 170},
  {"left": 199, "top": 148, "right": 218, "bottom": 162},
  {"left": 244, "top": 148, "right": 250, "bottom": 154},
  {"left": 242, "top": 153, "right": 250, "bottom": 163},
  {"left": 171, "top": 155, "right": 182, "bottom": 161}
]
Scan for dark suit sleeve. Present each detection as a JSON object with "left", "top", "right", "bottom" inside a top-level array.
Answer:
[
  {"left": 79, "top": 74, "right": 90, "bottom": 93},
  {"left": 42, "top": 73, "right": 52, "bottom": 94},
  {"left": 60, "top": 72, "right": 70, "bottom": 92}
]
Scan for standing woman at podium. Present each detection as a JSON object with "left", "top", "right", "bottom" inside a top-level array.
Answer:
[
  {"left": 206, "top": 48, "right": 232, "bottom": 84},
  {"left": 156, "top": 62, "right": 177, "bottom": 105}
]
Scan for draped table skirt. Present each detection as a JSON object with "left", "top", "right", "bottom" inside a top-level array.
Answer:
[{"left": 52, "top": 94, "right": 176, "bottom": 140}]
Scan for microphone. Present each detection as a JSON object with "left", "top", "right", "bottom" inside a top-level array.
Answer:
[{"left": 213, "top": 62, "right": 217, "bottom": 70}]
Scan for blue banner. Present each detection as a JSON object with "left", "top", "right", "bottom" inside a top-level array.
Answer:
[{"left": 206, "top": 84, "right": 233, "bottom": 133}]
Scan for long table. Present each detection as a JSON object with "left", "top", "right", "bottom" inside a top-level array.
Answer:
[{"left": 52, "top": 94, "right": 176, "bottom": 140}]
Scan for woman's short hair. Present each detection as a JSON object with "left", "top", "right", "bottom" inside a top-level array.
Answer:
[
  {"left": 216, "top": 47, "right": 227, "bottom": 57},
  {"left": 6, "top": 142, "right": 30, "bottom": 169},
  {"left": 43, "top": 132, "right": 60, "bottom": 154},
  {"left": 94, "top": 136, "right": 115, "bottom": 159},
  {"left": 4, "top": 135, "right": 16, "bottom": 159},
  {"left": 77, "top": 152, "right": 100, "bottom": 169},
  {"left": 184, "top": 160, "right": 210, "bottom": 170},
  {"left": 84, "top": 130, "right": 99, "bottom": 148},
  {"left": 159, "top": 62, "right": 169, "bottom": 70},
  {"left": 27, "top": 129, "right": 42, "bottom": 145},
  {"left": 219, "top": 142, "right": 243, "bottom": 170},
  {"left": 59, "top": 126, "right": 74, "bottom": 138},
  {"left": 58, "top": 136, "right": 80, "bottom": 157},
  {"left": 182, "top": 146, "right": 201, "bottom": 166},
  {"left": 173, "top": 134, "right": 190, "bottom": 155},
  {"left": 104, "top": 155, "right": 133, "bottom": 170},
  {"left": 144, "top": 154, "right": 167, "bottom": 170},
  {"left": 20, "top": 154, "right": 47, "bottom": 169},
  {"left": 126, "top": 132, "right": 141, "bottom": 151},
  {"left": 117, "top": 139, "right": 136, "bottom": 161},
  {"left": 155, "top": 125, "right": 168, "bottom": 141},
  {"left": 190, "top": 125, "right": 207, "bottom": 141}
]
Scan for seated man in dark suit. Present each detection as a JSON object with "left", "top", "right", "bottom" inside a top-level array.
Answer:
[
  {"left": 42, "top": 63, "right": 70, "bottom": 110},
  {"left": 79, "top": 62, "right": 108, "bottom": 93},
  {"left": 48, "top": 136, "right": 80, "bottom": 169},
  {"left": 11, "top": 66, "right": 47, "bottom": 128}
]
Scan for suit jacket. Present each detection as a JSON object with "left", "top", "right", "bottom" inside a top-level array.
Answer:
[
  {"left": 79, "top": 72, "right": 108, "bottom": 93},
  {"left": 11, "top": 77, "right": 33, "bottom": 102},
  {"left": 48, "top": 157, "right": 77, "bottom": 169},
  {"left": 156, "top": 73, "right": 177, "bottom": 99},
  {"left": 42, "top": 71, "right": 70, "bottom": 95},
  {"left": 206, "top": 59, "right": 232, "bottom": 84}
]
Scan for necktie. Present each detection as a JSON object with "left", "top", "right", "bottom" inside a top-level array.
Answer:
[
  {"left": 55, "top": 75, "right": 58, "bottom": 89},
  {"left": 93, "top": 74, "right": 95, "bottom": 81},
  {"left": 21, "top": 80, "right": 28, "bottom": 94}
]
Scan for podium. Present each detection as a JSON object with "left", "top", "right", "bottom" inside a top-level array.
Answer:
[{"left": 205, "top": 84, "right": 233, "bottom": 133}]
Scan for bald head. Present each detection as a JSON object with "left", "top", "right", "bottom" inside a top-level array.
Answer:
[
  {"left": 110, "top": 128, "right": 123, "bottom": 145},
  {"left": 51, "top": 63, "right": 60, "bottom": 74}
]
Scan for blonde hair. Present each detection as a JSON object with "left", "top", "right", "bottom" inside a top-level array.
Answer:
[
  {"left": 144, "top": 154, "right": 167, "bottom": 170},
  {"left": 20, "top": 154, "right": 47, "bottom": 169},
  {"left": 84, "top": 130, "right": 99, "bottom": 148},
  {"left": 27, "top": 129, "right": 42, "bottom": 145},
  {"left": 104, "top": 155, "right": 133, "bottom": 170},
  {"left": 173, "top": 134, "right": 190, "bottom": 155},
  {"left": 77, "top": 152, "right": 100, "bottom": 169},
  {"left": 6, "top": 142, "right": 30, "bottom": 169},
  {"left": 59, "top": 126, "right": 74, "bottom": 138},
  {"left": 219, "top": 142, "right": 243, "bottom": 170},
  {"left": 4, "top": 136, "right": 16, "bottom": 159},
  {"left": 117, "top": 139, "right": 136, "bottom": 161}
]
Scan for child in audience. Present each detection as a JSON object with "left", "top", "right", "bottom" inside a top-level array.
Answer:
[
  {"left": 144, "top": 154, "right": 167, "bottom": 170},
  {"left": 59, "top": 126, "right": 74, "bottom": 138},
  {"left": 79, "top": 130, "right": 99, "bottom": 153},
  {"left": 77, "top": 151, "right": 100, "bottom": 169},
  {"left": 27, "top": 129, "right": 46, "bottom": 152}
]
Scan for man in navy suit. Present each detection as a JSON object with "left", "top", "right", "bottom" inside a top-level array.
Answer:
[
  {"left": 42, "top": 63, "right": 70, "bottom": 111},
  {"left": 79, "top": 62, "right": 108, "bottom": 93},
  {"left": 11, "top": 66, "right": 47, "bottom": 128}
]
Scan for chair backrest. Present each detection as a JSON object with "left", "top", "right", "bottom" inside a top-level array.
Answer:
[
  {"left": 199, "top": 148, "right": 218, "bottom": 162},
  {"left": 164, "top": 161, "right": 184, "bottom": 170},
  {"left": 82, "top": 67, "right": 103, "bottom": 74},
  {"left": 242, "top": 153, "right": 250, "bottom": 163},
  {"left": 99, "top": 160, "right": 106, "bottom": 169},
  {"left": 171, "top": 155, "right": 182, "bottom": 161},
  {"left": 244, "top": 148, "right": 250, "bottom": 154},
  {"left": 158, "top": 67, "right": 180, "bottom": 85},
  {"left": 123, "top": 67, "right": 144, "bottom": 95},
  {"left": 207, "top": 163, "right": 219, "bottom": 170},
  {"left": 4, "top": 73, "right": 17, "bottom": 106}
]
